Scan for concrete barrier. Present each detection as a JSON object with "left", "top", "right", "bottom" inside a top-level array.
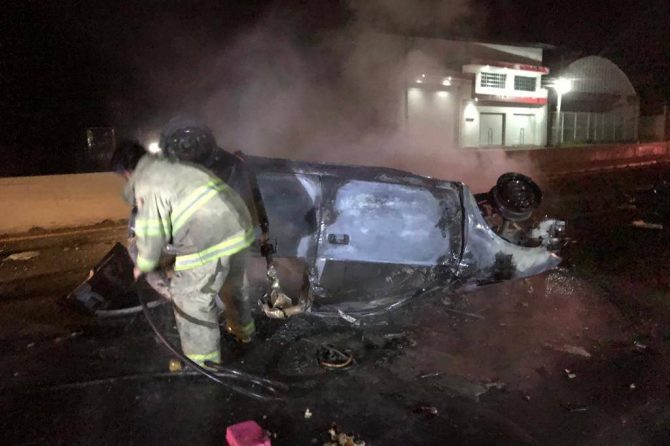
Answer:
[
  {"left": 1, "top": 142, "right": 668, "bottom": 235},
  {"left": 0, "top": 172, "right": 130, "bottom": 235}
]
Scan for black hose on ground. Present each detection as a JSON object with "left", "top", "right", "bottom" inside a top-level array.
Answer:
[
  {"left": 94, "top": 299, "right": 166, "bottom": 318},
  {"left": 137, "top": 287, "right": 288, "bottom": 401}
]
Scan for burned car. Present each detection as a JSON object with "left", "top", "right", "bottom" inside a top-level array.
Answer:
[
  {"left": 220, "top": 156, "right": 563, "bottom": 318},
  {"left": 69, "top": 154, "right": 564, "bottom": 319}
]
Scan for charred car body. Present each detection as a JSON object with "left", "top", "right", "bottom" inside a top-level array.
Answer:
[
  {"left": 218, "top": 156, "right": 563, "bottom": 318},
  {"left": 69, "top": 153, "right": 564, "bottom": 319}
]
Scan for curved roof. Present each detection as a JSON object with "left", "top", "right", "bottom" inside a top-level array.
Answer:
[{"left": 561, "top": 56, "right": 637, "bottom": 96}]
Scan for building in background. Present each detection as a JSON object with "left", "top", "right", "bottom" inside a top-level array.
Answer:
[
  {"left": 546, "top": 56, "right": 639, "bottom": 145},
  {"left": 398, "top": 36, "right": 552, "bottom": 149},
  {"left": 389, "top": 36, "right": 646, "bottom": 151}
]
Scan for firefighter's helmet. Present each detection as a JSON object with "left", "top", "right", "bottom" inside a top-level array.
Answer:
[{"left": 159, "top": 118, "right": 217, "bottom": 164}]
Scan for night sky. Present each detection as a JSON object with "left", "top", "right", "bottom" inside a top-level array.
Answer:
[{"left": 1, "top": 0, "right": 668, "bottom": 176}]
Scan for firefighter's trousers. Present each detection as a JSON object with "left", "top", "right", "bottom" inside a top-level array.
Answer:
[{"left": 170, "top": 248, "right": 254, "bottom": 366}]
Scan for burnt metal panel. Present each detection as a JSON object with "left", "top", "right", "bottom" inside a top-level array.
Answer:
[
  {"left": 314, "top": 176, "right": 463, "bottom": 299},
  {"left": 456, "top": 185, "right": 561, "bottom": 288},
  {"left": 255, "top": 172, "right": 321, "bottom": 259},
  {"left": 317, "top": 178, "right": 461, "bottom": 265},
  {"left": 217, "top": 154, "right": 560, "bottom": 310}
]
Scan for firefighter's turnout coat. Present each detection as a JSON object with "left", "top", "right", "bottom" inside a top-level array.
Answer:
[{"left": 126, "top": 155, "right": 254, "bottom": 273}]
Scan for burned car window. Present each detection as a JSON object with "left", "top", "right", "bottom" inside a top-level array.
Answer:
[
  {"left": 318, "top": 179, "right": 462, "bottom": 265},
  {"left": 314, "top": 177, "right": 463, "bottom": 306}
]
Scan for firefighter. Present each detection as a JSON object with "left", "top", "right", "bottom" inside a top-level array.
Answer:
[{"left": 110, "top": 140, "right": 256, "bottom": 367}]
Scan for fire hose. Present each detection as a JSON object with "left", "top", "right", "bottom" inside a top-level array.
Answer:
[{"left": 137, "top": 284, "right": 288, "bottom": 401}]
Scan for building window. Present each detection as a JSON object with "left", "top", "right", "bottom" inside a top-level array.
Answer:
[
  {"left": 480, "top": 72, "right": 507, "bottom": 89},
  {"left": 514, "top": 75, "right": 537, "bottom": 92}
]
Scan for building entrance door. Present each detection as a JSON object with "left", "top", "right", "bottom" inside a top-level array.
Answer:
[
  {"left": 510, "top": 114, "right": 535, "bottom": 146},
  {"left": 479, "top": 113, "right": 504, "bottom": 146}
]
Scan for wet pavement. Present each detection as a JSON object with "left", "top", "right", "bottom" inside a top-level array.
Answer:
[{"left": 2, "top": 168, "right": 670, "bottom": 445}]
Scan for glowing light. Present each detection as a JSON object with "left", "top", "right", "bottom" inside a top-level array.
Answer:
[
  {"left": 442, "top": 78, "right": 451, "bottom": 86},
  {"left": 553, "top": 77, "right": 572, "bottom": 95},
  {"left": 408, "top": 87, "right": 423, "bottom": 99},
  {"left": 148, "top": 141, "right": 161, "bottom": 154},
  {"left": 421, "top": 73, "right": 426, "bottom": 78},
  {"left": 437, "top": 91, "right": 448, "bottom": 98},
  {"left": 464, "top": 102, "right": 478, "bottom": 120},
  {"left": 415, "top": 78, "right": 423, "bottom": 84}
]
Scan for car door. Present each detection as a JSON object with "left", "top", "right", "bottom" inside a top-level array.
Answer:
[{"left": 314, "top": 176, "right": 462, "bottom": 307}]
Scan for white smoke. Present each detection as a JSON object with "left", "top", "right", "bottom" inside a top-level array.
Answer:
[{"left": 121, "top": 1, "right": 536, "bottom": 189}]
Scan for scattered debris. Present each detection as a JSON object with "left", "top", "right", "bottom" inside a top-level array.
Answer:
[
  {"left": 474, "top": 381, "right": 507, "bottom": 399},
  {"left": 26, "top": 342, "right": 35, "bottom": 349},
  {"left": 337, "top": 309, "right": 359, "bottom": 326},
  {"left": 413, "top": 405, "right": 439, "bottom": 418},
  {"left": 443, "top": 307, "right": 486, "bottom": 320},
  {"left": 3, "top": 251, "right": 40, "bottom": 262},
  {"left": 382, "top": 333, "right": 405, "bottom": 340},
  {"left": 168, "top": 359, "right": 183, "bottom": 373},
  {"left": 317, "top": 344, "right": 354, "bottom": 369},
  {"left": 304, "top": 408, "right": 313, "bottom": 419},
  {"left": 631, "top": 220, "right": 663, "bottom": 230},
  {"left": 568, "top": 405, "right": 589, "bottom": 413},
  {"left": 629, "top": 383, "right": 636, "bottom": 390},
  {"left": 564, "top": 369, "right": 577, "bottom": 380},
  {"left": 323, "top": 425, "right": 365, "bottom": 446},
  {"left": 226, "top": 420, "right": 271, "bottom": 446},
  {"left": 633, "top": 341, "right": 647, "bottom": 350},
  {"left": 419, "top": 371, "right": 444, "bottom": 379},
  {"left": 484, "top": 381, "right": 506, "bottom": 391},
  {"left": 544, "top": 343, "right": 592, "bottom": 358}
]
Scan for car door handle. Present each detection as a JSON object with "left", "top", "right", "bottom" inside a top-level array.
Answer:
[{"left": 327, "top": 233, "right": 350, "bottom": 245}]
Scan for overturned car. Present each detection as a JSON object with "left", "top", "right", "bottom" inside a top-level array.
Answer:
[
  {"left": 69, "top": 154, "right": 564, "bottom": 319},
  {"left": 234, "top": 156, "right": 563, "bottom": 317}
]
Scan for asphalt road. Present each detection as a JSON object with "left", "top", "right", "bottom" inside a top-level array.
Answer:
[{"left": 1, "top": 167, "right": 670, "bottom": 445}]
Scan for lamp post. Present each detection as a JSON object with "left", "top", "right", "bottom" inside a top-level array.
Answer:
[{"left": 553, "top": 77, "right": 572, "bottom": 146}]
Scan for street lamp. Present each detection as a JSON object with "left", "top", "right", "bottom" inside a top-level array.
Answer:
[
  {"left": 148, "top": 141, "right": 161, "bottom": 154},
  {"left": 552, "top": 77, "right": 572, "bottom": 146}
]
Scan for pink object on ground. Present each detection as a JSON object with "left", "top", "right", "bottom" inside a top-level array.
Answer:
[{"left": 226, "top": 420, "right": 271, "bottom": 446}]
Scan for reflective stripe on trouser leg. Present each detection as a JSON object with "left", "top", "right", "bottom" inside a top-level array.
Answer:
[
  {"left": 170, "top": 258, "right": 227, "bottom": 365},
  {"left": 221, "top": 249, "right": 255, "bottom": 338}
]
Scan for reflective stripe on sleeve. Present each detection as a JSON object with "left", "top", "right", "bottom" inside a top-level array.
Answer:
[
  {"left": 174, "top": 228, "right": 255, "bottom": 271},
  {"left": 134, "top": 217, "right": 171, "bottom": 237}
]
